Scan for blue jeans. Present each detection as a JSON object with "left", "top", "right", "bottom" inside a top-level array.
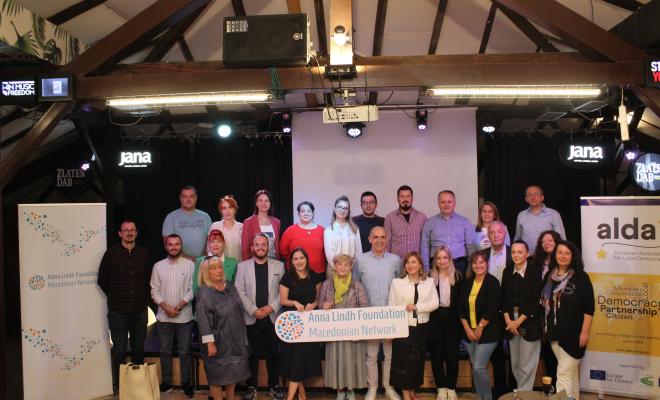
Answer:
[
  {"left": 464, "top": 340, "right": 498, "bottom": 400},
  {"left": 157, "top": 321, "right": 193, "bottom": 386},
  {"left": 108, "top": 310, "right": 147, "bottom": 388}
]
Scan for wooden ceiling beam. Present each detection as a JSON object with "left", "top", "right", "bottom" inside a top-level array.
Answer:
[
  {"left": 479, "top": 3, "right": 498, "bottom": 54},
  {"left": 47, "top": 0, "right": 107, "bottom": 25},
  {"left": 428, "top": 0, "right": 448, "bottom": 55},
  {"left": 631, "top": 86, "right": 660, "bottom": 120},
  {"left": 600, "top": 0, "right": 642, "bottom": 12},
  {"left": 143, "top": 5, "right": 207, "bottom": 62},
  {"left": 495, "top": 0, "right": 644, "bottom": 62},
  {"left": 231, "top": 0, "right": 246, "bottom": 16},
  {"left": 368, "top": 0, "right": 389, "bottom": 104},
  {"left": 495, "top": 3, "right": 559, "bottom": 52},
  {"left": 77, "top": 54, "right": 643, "bottom": 99},
  {"left": 178, "top": 37, "right": 194, "bottom": 61},
  {"left": 314, "top": 0, "right": 329, "bottom": 56}
]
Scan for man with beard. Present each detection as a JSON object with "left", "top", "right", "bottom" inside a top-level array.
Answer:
[
  {"left": 352, "top": 191, "right": 385, "bottom": 252},
  {"left": 235, "top": 234, "right": 286, "bottom": 400},
  {"left": 383, "top": 185, "right": 427, "bottom": 260},
  {"left": 98, "top": 220, "right": 152, "bottom": 394},
  {"left": 420, "top": 190, "right": 474, "bottom": 274},
  {"left": 151, "top": 234, "right": 195, "bottom": 397}
]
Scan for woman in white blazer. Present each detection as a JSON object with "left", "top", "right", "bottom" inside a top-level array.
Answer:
[{"left": 388, "top": 252, "right": 439, "bottom": 400}]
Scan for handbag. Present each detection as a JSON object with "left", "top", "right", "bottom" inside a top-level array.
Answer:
[{"left": 119, "top": 362, "right": 161, "bottom": 400}]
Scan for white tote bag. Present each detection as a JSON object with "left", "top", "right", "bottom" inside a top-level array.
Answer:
[{"left": 119, "top": 362, "right": 161, "bottom": 400}]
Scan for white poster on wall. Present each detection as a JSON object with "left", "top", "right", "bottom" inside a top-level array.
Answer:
[
  {"left": 580, "top": 197, "right": 660, "bottom": 399},
  {"left": 19, "top": 203, "right": 112, "bottom": 400}
]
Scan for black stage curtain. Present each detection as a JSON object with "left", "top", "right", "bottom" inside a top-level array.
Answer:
[
  {"left": 122, "top": 136, "right": 292, "bottom": 260},
  {"left": 483, "top": 132, "right": 604, "bottom": 249}
]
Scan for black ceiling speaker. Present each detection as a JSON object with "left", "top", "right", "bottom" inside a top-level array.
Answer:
[{"left": 223, "top": 14, "right": 310, "bottom": 68}]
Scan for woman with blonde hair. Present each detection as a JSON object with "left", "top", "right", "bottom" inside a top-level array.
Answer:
[
  {"left": 388, "top": 252, "right": 439, "bottom": 400},
  {"left": 195, "top": 257, "right": 250, "bottom": 400},
  {"left": 324, "top": 195, "right": 362, "bottom": 278},
  {"left": 319, "top": 254, "right": 370, "bottom": 400},
  {"left": 428, "top": 247, "right": 463, "bottom": 400}
]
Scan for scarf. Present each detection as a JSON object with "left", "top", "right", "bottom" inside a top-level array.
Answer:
[
  {"left": 333, "top": 271, "right": 352, "bottom": 304},
  {"left": 540, "top": 268, "right": 574, "bottom": 332}
]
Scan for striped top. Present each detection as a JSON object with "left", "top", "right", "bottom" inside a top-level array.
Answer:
[
  {"left": 383, "top": 207, "right": 427, "bottom": 260},
  {"left": 150, "top": 256, "right": 195, "bottom": 323}
]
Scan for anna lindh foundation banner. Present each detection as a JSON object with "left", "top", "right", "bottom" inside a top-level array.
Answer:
[
  {"left": 580, "top": 197, "right": 660, "bottom": 399},
  {"left": 19, "top": 204, "right": 112, "bottom": 400}
]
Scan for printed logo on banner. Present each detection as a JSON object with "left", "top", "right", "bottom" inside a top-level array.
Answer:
[
  {"left": 640, "top": 376, "right": 654, "bottom": 387},
  {"left": 23, "top": 211, "right": 105, "bottom": 256},
  {"left": 590, "top": 369, "right": 607, "bottom": 381},
  {"left": 276, "top": 312, "right": 305, "bottom": 341},
  {"left": 22, "top": 327, "right": 107, "bottom": 370},
  {"left": 28, "top": 275, "right": 46, "bottom": 290}
]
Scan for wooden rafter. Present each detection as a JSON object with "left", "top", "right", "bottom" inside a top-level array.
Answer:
[
  {"left": 600, "top": 0, "right": 642, "bottom": 12},
  {"left": 0, "top": 0, "right": 212, "bottom": 190},
  {"left": 231, "top": 0, "right": 246, "bottom": 16},
  {"left": 495, "top": 3, "right": 559, "bottom": 52},
  {"left": 47, "top": 0, "right": 107, "bottom": 25},
  {"left": 314, "top": 0, "right": 328, "bottom": 56},
  {"left": 178, "top": 37, "right": 194, "bottom": 61},
  {"left": 144, "top": 6, "right": 207, "bottom": 62},
  {"left": 368, "top": 0, "right": 388, "bottom": 105},
  {"left": 631, "top": 86, "right": 660, "bottom": 120},
  {"left": 496, "top": 0, "right": 644, "bottom": 62},
  {"left": 76, "top": 53, "right": 644, "bottom": 100},
  {"left": 479, "top": 3, "right": 498, "bottom": 54},
  {"left": 428, "top": 0, "right": 448, "bottom": 55}
]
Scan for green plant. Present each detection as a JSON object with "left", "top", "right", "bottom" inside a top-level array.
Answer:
[
  {"left": 43, "top": 38, "right": 62, "bottom": 64},
  {"left": 10, "top": 21, "right": 38, "bottom": 55}
]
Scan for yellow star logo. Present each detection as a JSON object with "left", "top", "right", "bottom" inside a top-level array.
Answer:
[{"left": 596, "top": 248, "right": 606, "bottom": 259}]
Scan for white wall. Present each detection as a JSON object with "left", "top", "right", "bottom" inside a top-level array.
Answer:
[{"left": 291, "top": 108, "right": 479, "bottom": 227}]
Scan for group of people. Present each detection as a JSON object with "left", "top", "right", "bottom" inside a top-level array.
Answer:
[{"left": 97, "top": 184, "right": 594, "bottom": 400}]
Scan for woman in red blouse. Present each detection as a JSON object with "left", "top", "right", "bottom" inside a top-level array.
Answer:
[{"left": 279, "top": 201, "right": 326, "bottom": 274}]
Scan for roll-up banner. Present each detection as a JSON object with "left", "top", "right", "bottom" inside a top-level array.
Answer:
[
  {"left": 580, "top": 197, "right": 660, "bottom": 399},
  {"left": 19, "top": 203, "right": 112, "bottom": 399}
]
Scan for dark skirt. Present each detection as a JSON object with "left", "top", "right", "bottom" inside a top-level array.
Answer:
[
  {"left": 390, "top": 323, "right": 429, "bottom": 390},
  {"left": 280, "top": 341, "right": 322, "bottom": 382}
]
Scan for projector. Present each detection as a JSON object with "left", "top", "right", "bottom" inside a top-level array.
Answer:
[{"left": 322, "top": 105, "right": 379, "bottom": 123}]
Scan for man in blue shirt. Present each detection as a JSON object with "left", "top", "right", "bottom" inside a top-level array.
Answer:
[
  {"left": 514, "top": 185, "right": 566, "bottom": 254},
  {"left": 420, "top": 190, "right": 474, "bottom": 274},
  {"left": 356, "top": 226, "right": 402, "bottom": 400},
  {"left": 162, "top": 185, "right": 212, "bottom": 260}
]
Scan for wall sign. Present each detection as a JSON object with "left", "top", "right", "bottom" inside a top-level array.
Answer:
[
  {"left": 54, "top": 164, "right": 89, "bottom": 195},
  {"left": 559, "top": 139, "right": 612, "bottom": 170},
  {"left": 115, "top": 148, "right": 159, "bottom": 174},
  {"left": 1, "top": 79, "right": 37, "bottom": 104},
  {"left": 647, "top": 58, "right": 660, "bottom": 88},
  {"left": 630, "top": 152, "right": 660, "bottom": 193}
]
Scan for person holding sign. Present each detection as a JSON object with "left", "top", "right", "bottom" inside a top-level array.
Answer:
[
  {"left": 196, "top": 257, "right": 250, "bottom": 400},
  {"left": 541, "top": 241, "right": 594, "bottom": 400},
  {"left": 388, "top": 252, "right": 439, "bottom": 400},
  {"left": 279, "top": 248, "right": 323, "bottom": 400},
  {"left": 458, "top": 251, "right": 502, "bottom": 400},
  {"left": 319, "top": 254, "right": 370, "bottom": 400}
]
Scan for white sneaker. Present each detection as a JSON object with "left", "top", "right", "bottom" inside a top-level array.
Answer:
[
  {"left": 337, "top": 391, "right": 346, "bottom": 400},
  {"left": 446, "top": 389, "right": 458, "bottom": 400},
  {"left": 365, "top": 387, "right": 378, "bottom": 400},
  {"left": 347, "top": 390, "right": 356, "bottom": 400},
  {"left": 384, "top": 387, "right": 400, "bottom": 400},
  {"left": 436, "top": 388, "right": 448, "bottom": 400}
]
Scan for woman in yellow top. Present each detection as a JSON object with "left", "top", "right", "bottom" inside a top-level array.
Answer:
[{"left": 458, "top": 251, "right": 502, "bottom": 400}]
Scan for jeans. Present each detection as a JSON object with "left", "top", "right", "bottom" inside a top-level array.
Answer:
[
  {"left": 509, "top": 337, "right": 541, "bottom": 391},
  {"left": 108, "top": 310, "right": 147, "bottom": 388},
  {"left": 157, "top": 321, "right": 193, "bottom": 386},
  {"left": 246, "top": 318, "right": 281, "bottom": 388},
  {"left": 464, "top": 340, "right": 498, "bottom": 400}
]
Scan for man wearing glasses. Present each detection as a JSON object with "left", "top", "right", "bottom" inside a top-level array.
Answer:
[
  {"left": 352, "top": 191, "right": 385, "bottom": 252},
  {"left": 97, "top": 220, "right": 152, "bottom": 394},
  {"left": 514, "top": 185, "right": 566, "bottom": 254}
]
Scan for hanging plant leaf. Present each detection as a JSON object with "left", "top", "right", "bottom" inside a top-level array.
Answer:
[
  {"left": 0, "top": 36, "right": 8, "bottom": 44},
  {"left": 54, "top": 25, "right": 68, "bottom": 40},
  {"left": 10, "top": 21, "right": 38, "bottom": 55},
  {"left": 2, "top": 0, "right": 22, "bottom": 16},
  {"left": 43, "top": 38, "right": 62, "bottom": 64},
  {"left": 32, "top": 13, "right": 46, "bottom": 47},
  {"left": 68, "top": 35, "right": 79, "bottom": 61}
]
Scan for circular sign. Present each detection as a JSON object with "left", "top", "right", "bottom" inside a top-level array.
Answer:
[{"left": 630, "top": 152, "right": 660, "bottom": 193}]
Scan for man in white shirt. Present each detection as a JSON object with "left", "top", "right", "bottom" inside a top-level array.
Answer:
[
  {"left": 485, "top": 222, "right": 510, "bottom": 284},
  {"left": 150, "top": 234, "right": 195, "bottom": 397}
]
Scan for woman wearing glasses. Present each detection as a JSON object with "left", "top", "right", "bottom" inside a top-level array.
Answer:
[
  {"left": 209, "top": 195, "right": 243, "bottom": 262},
  {"left": 324, "top": 196, "right": 362, "bottom": 279},
  {"left": 193, "top": 229, "right": 238, "bottom": 295},
  {"left": 241, "top": 189, "right": 281, "bottom": 260},
  {"left": 280, "top": 201, "right": 326, "bottom": 274}
]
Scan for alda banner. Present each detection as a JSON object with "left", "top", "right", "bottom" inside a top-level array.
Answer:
[
  {"left": 275, "top": 306, "right": 408, "bottom": 342},
  {"left": 19, "top": 203, "right": 112, "bottom": 399},
  {"left": 580, "top": 197, "right": 660, "bottom": 399}
]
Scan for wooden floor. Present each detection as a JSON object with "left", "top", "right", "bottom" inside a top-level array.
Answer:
[{"left": 101, "top": 388, "right": 637, "bottom": 400}]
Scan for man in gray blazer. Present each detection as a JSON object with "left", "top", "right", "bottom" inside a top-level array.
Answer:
[{"left": 235, "top": 233, "right": 285, "bottom": 400}]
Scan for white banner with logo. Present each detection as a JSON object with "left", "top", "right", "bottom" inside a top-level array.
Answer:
[
  {"left": 275, "top": 306, "right": 409, "bottom": 342},
  {"left": 580, "top": 197, "right": 660, "bottom": 399},
  {"left": 19, "top": 203, "right": 112, "bottom": 399}
]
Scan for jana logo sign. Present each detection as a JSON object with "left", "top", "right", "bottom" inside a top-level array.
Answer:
[
  {"left": 2, "top": 80, "right": 35, "bottom": 96},
  {"left": 118, "top": 151, "right": 152, "bottom": 167},
  {"left": 275, "top": 306, "right": 409, "bottom": 343},
  {"left": 560, "top": 140, "right": 610, "bottom": 170}
]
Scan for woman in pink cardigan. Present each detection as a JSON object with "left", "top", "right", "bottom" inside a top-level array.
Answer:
[{"left": 241, "top": 189, "right": 281, "bottom": 260}]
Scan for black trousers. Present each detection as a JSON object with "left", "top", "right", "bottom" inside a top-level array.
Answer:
[
  {"left": 246, "top": 318, "right": 281, "bottom": 388},
  {"left": 108, "top": 310, "right": 147, "bottom": 388},
  {"left": 541, "top": 340, "right": 558, "bottom": 386},
  {"left": 428, "top": 308, "right": 459, "bottom": 390}
]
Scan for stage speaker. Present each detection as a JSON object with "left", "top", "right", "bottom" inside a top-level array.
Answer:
[{"left": 223, "top": 14, "right": 310, "bottom": 68}]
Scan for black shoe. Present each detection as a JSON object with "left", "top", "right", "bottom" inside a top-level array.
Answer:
[
  {"left": 183, "top": 383, "right": 194, "bottom": 398},
  {"left": 244, "top": 386, "right": 258, "bottom": 400},
  {"left": 269, "top": 386, "right": 286, "bottom": 400},
  {"left": 159, "top": 383, "right": 174, "bottom": 393}
]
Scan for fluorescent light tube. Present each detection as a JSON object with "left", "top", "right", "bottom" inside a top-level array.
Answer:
[
  {"left": 107, "top": 91, "right": 273, "bottom": 107},
  {"left": 427, "top": 86, "right": 601, "bottom": 98}
]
